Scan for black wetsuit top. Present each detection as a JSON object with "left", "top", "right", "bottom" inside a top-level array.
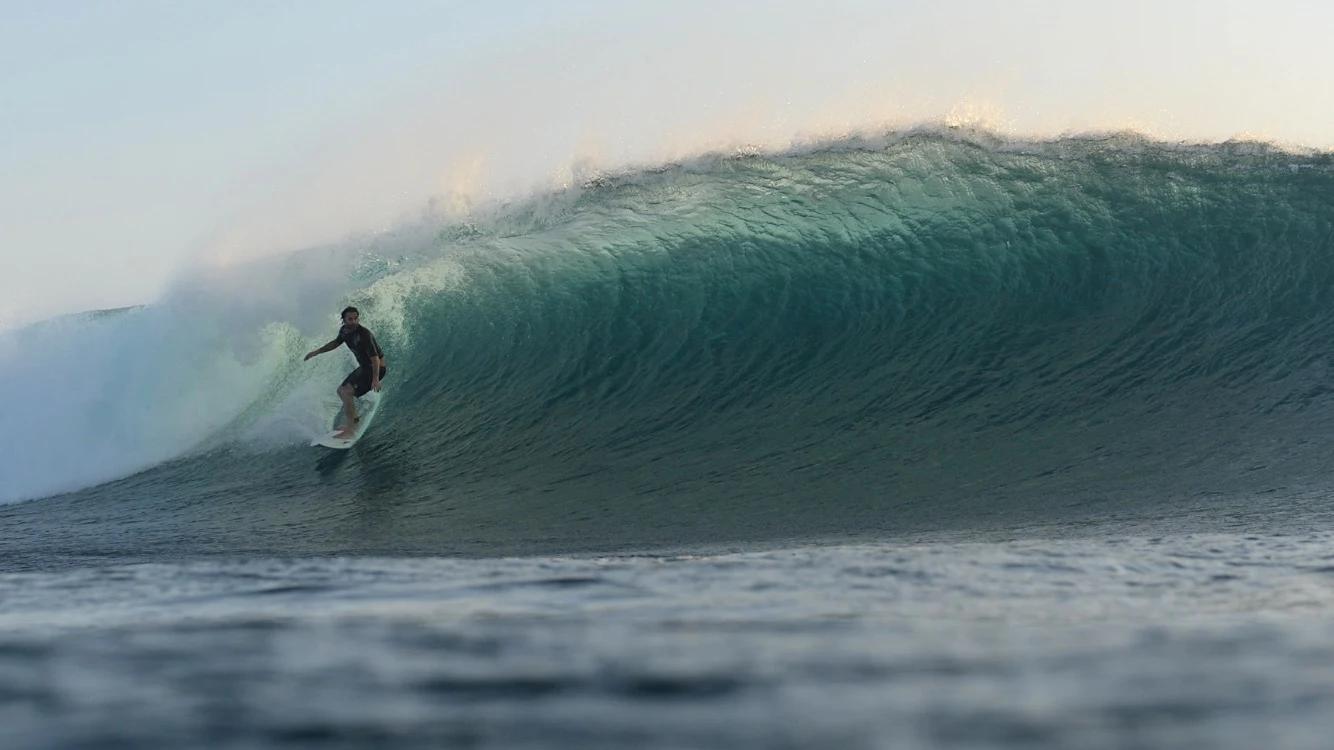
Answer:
[{"left": 338, "top": 324, "right": 383, "bottom": 369}]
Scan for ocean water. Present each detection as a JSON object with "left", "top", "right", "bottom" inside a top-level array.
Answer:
[
  {"left": 6, "top": 534, "right": 1334, "bottom": 749},
  {"left": 3, "top": 130, "right": 1334, "bottom": 747}
]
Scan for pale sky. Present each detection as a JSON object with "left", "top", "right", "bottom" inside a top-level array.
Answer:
[{"left": 4, "top": 0, "right": 1332, "bottom": 330}]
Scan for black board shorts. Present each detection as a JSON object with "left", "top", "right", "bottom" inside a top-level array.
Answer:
[{"left": 341, "top": 365, "right": 387, "bottom": 398}]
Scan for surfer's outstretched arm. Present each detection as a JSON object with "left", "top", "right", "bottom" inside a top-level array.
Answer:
[{"left": 303, "top": 339, "right": 341, "bottom": 361}]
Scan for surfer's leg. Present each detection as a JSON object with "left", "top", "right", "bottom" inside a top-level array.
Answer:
[
  {"left": 336, "top": 370, "right": 362, "bottom": 437},
  {"left": 339, "top": 383, "right": 359, "bottom": 421},
  {"left": 336, "top": 384, "right": 359, "bottom": 437}
]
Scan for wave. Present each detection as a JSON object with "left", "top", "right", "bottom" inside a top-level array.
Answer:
[{"left": 5, "top": 129, "right": 1334, "bottom": 557}]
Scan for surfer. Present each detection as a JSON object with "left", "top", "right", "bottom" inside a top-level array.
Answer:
[{"left": 303, "top": 306, "right": 386, "bottom": 439}]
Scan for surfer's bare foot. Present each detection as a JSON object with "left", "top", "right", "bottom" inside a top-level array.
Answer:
[{"left": 335, "top": 417, "right": 360, "bottom": 439}]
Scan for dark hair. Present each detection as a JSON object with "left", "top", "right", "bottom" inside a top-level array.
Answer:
[{"left": 341, "top": 306, "right": 359, "bottom": 321}]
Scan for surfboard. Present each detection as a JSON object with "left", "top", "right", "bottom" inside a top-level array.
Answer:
[{"left": 311, "top": 391, "right": 382, "bottom": 449}]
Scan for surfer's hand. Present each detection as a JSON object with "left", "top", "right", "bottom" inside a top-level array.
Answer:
[
  {"left": 372, "top": 380, "right": 382, "bottom": 392},
  {"left": 303, "top": 351, "right": 316, "bottom": 361}
]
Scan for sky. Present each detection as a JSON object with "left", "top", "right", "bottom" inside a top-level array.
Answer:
[{"left": 3, "top": 0, "right": 1333, "bottom": 331}]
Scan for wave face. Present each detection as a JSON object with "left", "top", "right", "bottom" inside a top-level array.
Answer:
[{"left": 5, "top": 132, "right": 1334, "bottom": 559}]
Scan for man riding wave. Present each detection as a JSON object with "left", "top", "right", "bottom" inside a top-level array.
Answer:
[{"left": 304, "top": 306, "right": 386, "bottom": 439}]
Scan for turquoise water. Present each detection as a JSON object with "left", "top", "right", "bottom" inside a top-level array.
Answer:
[{"left": 7, "top": 132, "right": 1334, "bottom": 553}]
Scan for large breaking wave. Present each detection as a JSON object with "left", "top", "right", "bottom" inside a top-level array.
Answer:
[{"left": 4, "top": 130, "right": 1334, "bottom": 558}]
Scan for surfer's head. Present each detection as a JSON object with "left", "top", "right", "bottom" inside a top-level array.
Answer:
[{"left": 341, "top": 306, "right": 360, "bottom": 327}]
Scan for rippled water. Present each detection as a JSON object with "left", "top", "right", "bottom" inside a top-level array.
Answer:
[{"left": 5, "top": 532, "right": 1334, "bottom": 749}]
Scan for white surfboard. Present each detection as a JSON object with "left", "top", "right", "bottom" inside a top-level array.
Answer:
[{"left": 311, "top": 391, "right": 383, "bottom": 449}]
